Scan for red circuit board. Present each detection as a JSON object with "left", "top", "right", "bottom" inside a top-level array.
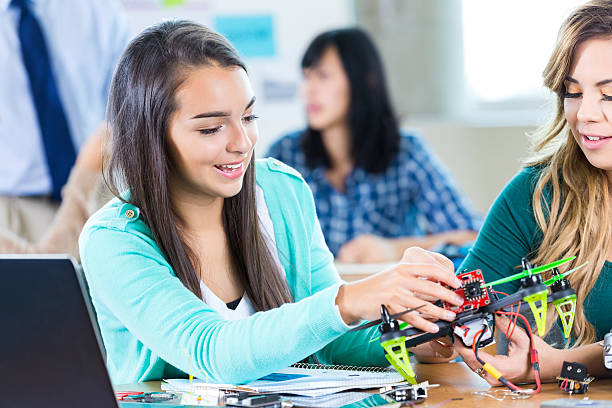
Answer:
[{"left": 443, "top": 269, "right": 491, "bottom": 313}]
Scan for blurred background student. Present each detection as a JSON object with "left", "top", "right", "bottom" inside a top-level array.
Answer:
[
  {"left": 0, "top": 127, "right": 108, "bottom": 261},
  {"left": 267, "top": 28, "right": 481, "bottom": 263},
  {"left": 0, "top": 0, "right": 128, "bottom": 260}
]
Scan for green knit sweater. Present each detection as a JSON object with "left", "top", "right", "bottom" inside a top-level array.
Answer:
[{"left": 459, "top": 166, "right": 612, "bottom": 340}]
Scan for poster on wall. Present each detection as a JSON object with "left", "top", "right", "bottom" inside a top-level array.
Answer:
[{"left": 214, "top": 15, "right": 276, "bottom": 58}]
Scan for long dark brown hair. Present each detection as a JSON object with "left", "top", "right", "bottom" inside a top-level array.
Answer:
[
  {"left": 300, "top": 28, "right": 400, "bottom": 173},
  {"left": 105, "top": 20, "right": 292, "bottom": 311}
]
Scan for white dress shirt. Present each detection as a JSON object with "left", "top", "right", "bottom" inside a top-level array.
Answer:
[{"left": 0, "top": 0, "right": 130, "bottom": 195}]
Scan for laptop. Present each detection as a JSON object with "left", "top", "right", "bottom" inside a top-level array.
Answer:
[{"left": 0, "top": 255, "right": 202, "bottom": 407}]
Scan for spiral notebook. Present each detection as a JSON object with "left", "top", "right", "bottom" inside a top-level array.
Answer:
[
  {"left": 246, "top": 364, "right": 404, "bottom": 397},
  {"left": 163, "top": 364, "right": 404, "bottom": 398}
]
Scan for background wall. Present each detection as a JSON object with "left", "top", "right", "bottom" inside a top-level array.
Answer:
[{"left": 353, "top": 0, "right": 557, "bottom": 215}]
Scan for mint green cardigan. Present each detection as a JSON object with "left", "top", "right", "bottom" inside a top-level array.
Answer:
[{"left": 79, "top": 158, "right": 387, "bottom": 384}]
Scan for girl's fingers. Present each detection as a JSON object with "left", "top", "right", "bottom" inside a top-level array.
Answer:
[
  {"left": 390, "top": 289, "right": 456, "bottom": 323},
  {"left": 419, "top": 301, "right": 456, "bottom": 322},
  {"left": 408, "top": 278, "right": 464, "bottom": 307},
  {"left": 395, "top": 262, "right": 461, "bottom": 289},
  {"left": 495, "top": 315, "right": 513, "bottom": 331},
  {"left": 387, "top": 297, "right": 444, "bottom": 333},
  {"left": 400, "top": 248, "right": 459, "bottom": 287},
  {"left": 425, "top": 250, "right": 456, "bottom": 274},
  {"left": 402, "top": 312, "right": 442, "bottom": 333},
  {"left": 495, "top": 315, "right": 529, "bottom": 344}
]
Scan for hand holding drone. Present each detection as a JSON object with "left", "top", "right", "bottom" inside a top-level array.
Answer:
[
  {"left": 348, "top": 255, "right": 587, "bottom": 393},
  {"left": 336, "top": 247, "right": 464, "bottom": 333}
]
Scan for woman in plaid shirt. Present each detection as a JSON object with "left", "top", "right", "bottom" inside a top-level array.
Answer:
[{"left": 267, "top": 28, "right": 481, "bottom": 263}]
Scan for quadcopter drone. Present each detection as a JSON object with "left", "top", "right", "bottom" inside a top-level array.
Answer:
[{"left": 349, "top": 255, "right": 587, "bottom": 390}]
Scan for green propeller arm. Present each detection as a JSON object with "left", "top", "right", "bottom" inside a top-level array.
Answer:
[
  {"left": 485, "top": 273, "right": 528, "bottom": 288},
  {"left": 485, "top": 255, "right": 576, "bottom": 288},
  {"left": 544, "top": 261, "right": 589, "bottom": 285},
  {"left": 529, "top": 255, "right": 576, "bottom": 274}
]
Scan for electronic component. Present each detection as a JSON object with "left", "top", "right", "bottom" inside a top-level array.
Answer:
[
  {"left": 453, "top": 317, "right": 495, "bottom": 348},
  {"left": 556, "top": 361, "right": 593, "bottom": 394},
  {"left": 120, "top": 391, "right": 178, "bottom": 403},
  {"left": 443, "top": 269, "right": 491, "bottom": 314},
  {"left": 226, "top": 392, "right": 289, "bottom": 408},
  {"left": 380, "top": 381, "right": 430, "bottom": 403}
]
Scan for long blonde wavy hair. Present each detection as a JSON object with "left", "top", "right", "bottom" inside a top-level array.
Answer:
[{"left": 526, "top": 0, "right": 612, "bottom": 346}]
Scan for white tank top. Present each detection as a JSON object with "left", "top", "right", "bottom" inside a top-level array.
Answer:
[{"left": 199, "top": 185, "right": 284, "bottom": 320}]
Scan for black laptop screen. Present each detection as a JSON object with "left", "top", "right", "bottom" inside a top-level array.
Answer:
[{"left": 0, "top": 256, "right": 119, "bottom": 408}]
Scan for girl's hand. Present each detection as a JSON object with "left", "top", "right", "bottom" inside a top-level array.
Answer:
[
  {"left": 335, "top": 247, "right": 464, "bottom": 333},
  {"left": 455, "top": 315, "right": 553, "bottom": 385}
]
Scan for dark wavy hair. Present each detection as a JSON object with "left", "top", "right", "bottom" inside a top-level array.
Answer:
[
  {"left": 300, "top": 27, "right": 400, "bottom": 173},
  {"left": 105, "top": 20, "right": 292, "bottom": 311}
]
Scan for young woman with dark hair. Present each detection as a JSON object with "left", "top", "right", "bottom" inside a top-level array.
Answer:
[
  {"left": 79, "top": 21, "right": 464, "bottom": 385},
  {"left": 267, "top": 28, "right": 482, "bottom": 263}
]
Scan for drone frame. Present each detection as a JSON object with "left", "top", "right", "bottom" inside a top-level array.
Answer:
[{"left": 353, "top": 256, "right": 585, "bottom": 384}]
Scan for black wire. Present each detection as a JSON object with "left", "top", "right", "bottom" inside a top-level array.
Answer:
[{"left": 474, "top": 323, "right": 488, "bottom": 365}]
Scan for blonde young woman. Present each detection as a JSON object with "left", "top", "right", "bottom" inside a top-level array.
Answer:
[{"left": 456, "top": 0, "right": 612, "bottom": 383}]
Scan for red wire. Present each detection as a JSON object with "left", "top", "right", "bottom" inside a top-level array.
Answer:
[
  {"left": 472, "top": 328, "right": 486, "bottom": 354},
  {"left": 497, "top": 311, "right": 535, "bottom": 343},
  {"left": 505, "top": 305, "right": 514, "bottom": 338},
  {"left": 472, "top": 322, "right": 523, "bottom": 393},
  {"left": 490, "top": 290, "right": 520, "bottom": 337},
  {"left": 496, "top": 311, "right": 542, "bottom": 394},
  {"left": 508, "top": 300, "right": 522, "bottom": 338},
  {"left": 478, "top": 290, "right": 542, "bottom": 394}
]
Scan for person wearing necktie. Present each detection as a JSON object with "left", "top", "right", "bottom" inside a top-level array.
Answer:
[{"left": 0, "top": 0, "right": 129, "bottom": 252}]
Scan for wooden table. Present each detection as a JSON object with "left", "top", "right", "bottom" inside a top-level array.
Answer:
[
  {"left": 116, "top": 362, "right": 612, "bottom": 407},
  {"left": 413, "top": 362, "right": 612, "bottom": 407}
]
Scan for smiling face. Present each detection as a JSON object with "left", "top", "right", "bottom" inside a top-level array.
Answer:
[
  {"left": 302, "top": 46, "right": 351, "bottom": 131},
  {"left": 167, "top": 65, "right": 257, "bottom": 203},
  {"left": 564, "top": 37, "right": 612, "bottom": 174}
]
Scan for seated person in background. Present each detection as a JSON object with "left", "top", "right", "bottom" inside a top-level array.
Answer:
[
  {"left": 0, "top": 0, "right": 128, "bottom": 258},
  {"left": 456, "top": 0, "right": 612, "bottom": 384},
  {"left": 79, "top": 21, "right": 462, "bottom": 384},
  {"left": 0, "top": 126, "right": 108, "bottom": 262},
  {"left": 266, "top": 28, "right": 481, "bottom": 263}
]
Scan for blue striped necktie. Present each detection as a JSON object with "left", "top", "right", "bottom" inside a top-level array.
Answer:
[{"left": 12, "top": 0, "right": 77, "bottom": 201}]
